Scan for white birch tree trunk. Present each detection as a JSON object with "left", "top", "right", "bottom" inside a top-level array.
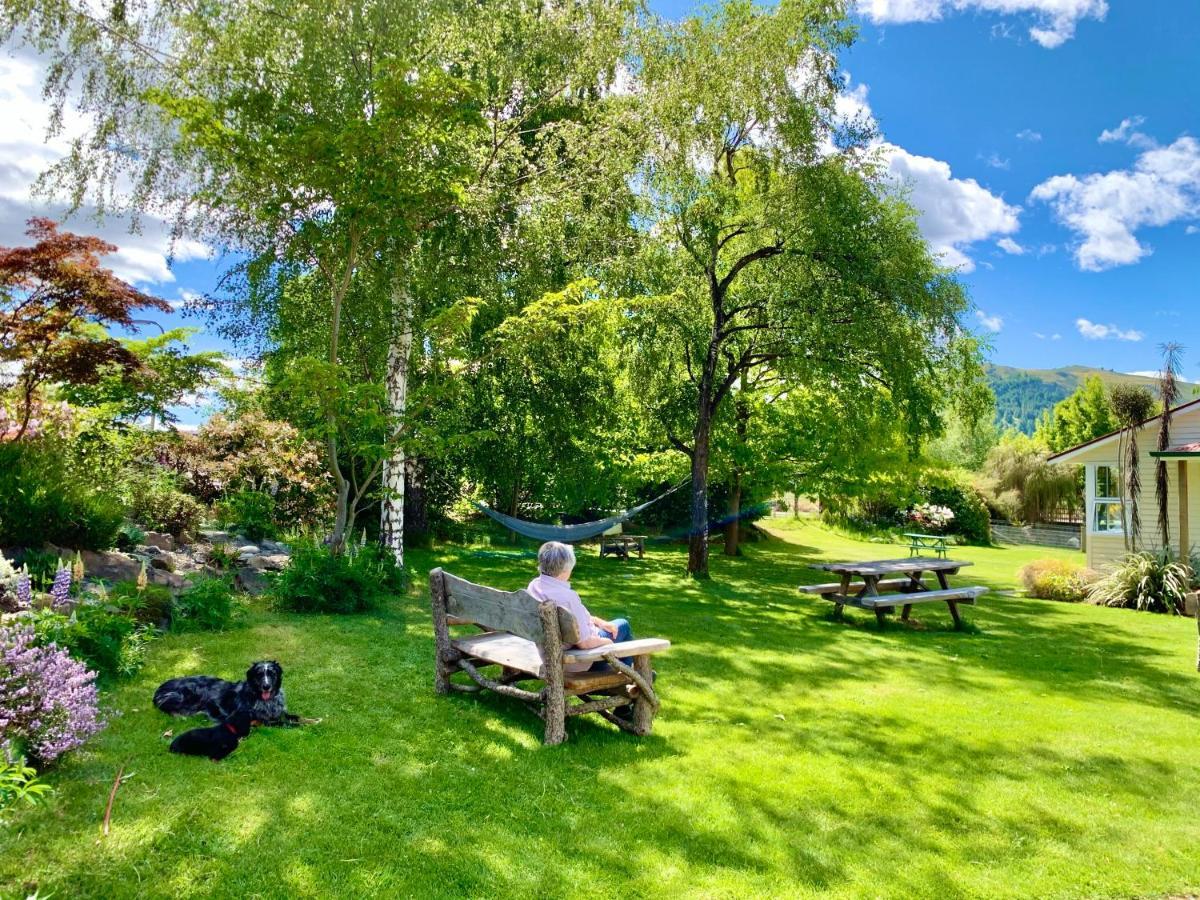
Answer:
[{"left": 380, "top": 289, "right": 414, "bottom": 566}]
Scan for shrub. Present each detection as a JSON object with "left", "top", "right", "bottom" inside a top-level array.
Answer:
[
  {"left": 1, "top": 753, "right": 52, "bottom": 821},
  {"left": 924, "top": 478, "right": 992, "bottom": 545},
  {"left": 0, "top": 443, "right": 124, "bottom": 551},
  {"left": 0, "top": 623, "right": 105, "bottom": 765},
  {"left": 172, "top": 576, "right": 238, "bottom": 632},
  {"left": 272, "top": 540, "right": 406, "bottom": 614},
  {"left": 114, "top": 522, "right": 147, "bottom": 551},
  {"left": 1018, "top": 559, "right": 1088, "bottom": 600},
  {"left": 108, "top": 581, "right": 174, "bottom": 628},
  {"left": 1086, "top": 550, "right": 1192, "bottom": 614},
  {"left": 27, "top": 604, "right": 147, "bottom": 681},
  {"left": 126, "top": 474, "right": 203, "bottom": 539},
  {"left": 216, "top": 490, "right": 278, "bottom": 542}
]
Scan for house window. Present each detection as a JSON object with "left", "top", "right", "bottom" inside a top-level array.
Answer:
[{"left": 1092, "top": 465, "right": 1124, "bottom": 534}]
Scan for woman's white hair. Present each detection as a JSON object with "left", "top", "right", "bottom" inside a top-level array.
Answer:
[{"left": 537, "top": 541, "right": 576, "bottom": 577}]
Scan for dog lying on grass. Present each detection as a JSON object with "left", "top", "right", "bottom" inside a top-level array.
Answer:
[
  {"left": 154, "top": 660, "right": 300, "bottom": 726},
  {"left": 170, "top": 709, "right": 253, "bottom": 761}
]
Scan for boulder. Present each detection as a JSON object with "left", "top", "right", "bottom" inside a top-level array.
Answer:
[
  {"left": 78, "top": 549, "right": 141, "bottom": 583},
  {"left": 149, "top": 554, "right": 176, "bottom": 572},
  {"left": 236, "top": 567, "right": 272, "bottom": 595},
  {"left": 143, "top": 531, "right": 176, "bottom": 552},
  {"left": 260, "top": 539, "right": 291, "bottom": 554},
  {"left": 246, "top": 553, "right": 290, "bottom": 572},
  {"left": 236, "top": 544, "right": 261, "bottom": 556},
  {"left": 147, "top": 568, "right": 187, "bottom": 591},
  {"left": 199, "top": 530, "right": 231, "bottom": 544}
]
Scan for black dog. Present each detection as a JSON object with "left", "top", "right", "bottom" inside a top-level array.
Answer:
[
  {"left": 153, "top": 660, "right": 298, "bottom": 726},
  {"left": 169, "top": 709, "right": 253, "bottom": 761}
]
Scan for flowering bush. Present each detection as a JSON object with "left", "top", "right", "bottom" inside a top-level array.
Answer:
[
  {"left": 0, "top": 624, "right": 105, "bottom": 765},
  {"left": 907, "top": 503, "right": 955, "bottom": 533},
  {"left": 1018, "top": 559, "right": 1096, "bottom": 602}
]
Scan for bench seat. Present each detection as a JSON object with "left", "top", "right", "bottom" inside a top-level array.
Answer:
[
  {"left": 819, "top": 586, "right": 986, "bottom": 609},
  {"left": 798, "top": 578, "right": 920, "bottom": 596}
]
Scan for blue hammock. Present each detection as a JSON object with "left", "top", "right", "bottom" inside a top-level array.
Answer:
[{"left": 473, "top": 483, "right": 686, "bottom": 543}]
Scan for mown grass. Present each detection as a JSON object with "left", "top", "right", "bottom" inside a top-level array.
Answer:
[{"left": 3, "top": 520, "right": 1199, "bottom": 898}]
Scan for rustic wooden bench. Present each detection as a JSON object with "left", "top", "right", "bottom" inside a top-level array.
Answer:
[
  {"left": 806, "top": 585, "right": 986, "bottom": 629},
  {"left": 429, "top": 568, "right": 670, "bottom": 745},
  {"left": 798, "top": 577, "right": 922, "bottom": 598}
]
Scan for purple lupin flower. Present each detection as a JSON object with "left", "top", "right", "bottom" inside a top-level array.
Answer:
[
  {"left": 50, "top": 565, "right": 72, "bottom": 611},
  {"left": 15, "top": 568, "right": 31, "bottom": 609},
  {"left": 0, "top": 624, "right": 105, "bottom": 764}
]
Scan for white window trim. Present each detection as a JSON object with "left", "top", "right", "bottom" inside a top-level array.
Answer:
[{"left": 1089, "top": 463, "right": 1125, "bottom": 536}]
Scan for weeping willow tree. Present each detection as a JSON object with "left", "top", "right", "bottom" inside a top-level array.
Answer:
[
  {"left": 1110, "top": 384, "right": 1157, "bottom": 552},
  {"left": 981, "top": 434, "right": 1079, "bottom": 525},
  {"left": 1156, "top": 343, "right": 1184, "bottom": 548}
]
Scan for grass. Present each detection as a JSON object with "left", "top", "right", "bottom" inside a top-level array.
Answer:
[{"left": 4, "top": 520, "right": 1200, "bottom": 898}]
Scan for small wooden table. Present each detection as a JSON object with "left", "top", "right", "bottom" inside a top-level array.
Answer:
[
  {"left": 599, "top": 535, "right": 646, "bottom": 561},
  {"left": 904, "top": 533, "right": 950, "bottom": 558},
  {"left": 804, "top": 557, "right": 982, "bottom": 629}
]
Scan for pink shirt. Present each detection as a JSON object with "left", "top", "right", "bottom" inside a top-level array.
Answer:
[{"left": 526, "top": 573, "right": 597, "bottom": 673}]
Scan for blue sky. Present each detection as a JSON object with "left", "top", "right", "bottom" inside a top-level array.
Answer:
[{"left": 2, "top": 0, "right": 1198, "bottom": 422}]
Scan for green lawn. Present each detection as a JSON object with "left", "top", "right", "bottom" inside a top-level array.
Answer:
[{"left": 4, "top": 522, "right": 1200, "bottom": 898}]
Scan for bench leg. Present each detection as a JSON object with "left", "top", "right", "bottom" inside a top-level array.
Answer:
[
  {"left": 901, "top": 604, "right": 912, "bottom": 622},
  {"left": 833, "top": 602, "right": 845, "bottom": 621},
  {"left": 543, "top": 686, "right": 566, "bottom": 745},
  {"left": 632, "top": 656, "right": 655, "bottom": 736},
  {"left": 874, "top": 608, "right": 887, "bottom": 628},
  {"left": 947, "top": 600, "right": 963, "bottom": 630}
]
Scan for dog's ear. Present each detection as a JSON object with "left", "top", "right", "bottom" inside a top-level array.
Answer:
[
  {"left": 246, "top": 663, "right": 258, "bottom": 683},
  {"left": 269, "top": 660, "right": 283, "bottom": 683}
]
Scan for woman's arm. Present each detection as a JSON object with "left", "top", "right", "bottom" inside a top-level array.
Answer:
[{"left": 574, "top": 634, "right": 614, "bottom": 649}]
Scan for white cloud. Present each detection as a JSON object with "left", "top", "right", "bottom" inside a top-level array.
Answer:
[
  {"left": 856, "top": 0, "right": 1108, "bottom": 48},
  {"left": 1076, "top": 318, "right": 1143, "bottom": 341},
  {"left": 0, "top": 53, "right": 211, "bottom": 287},
  {"left": 976, "top": 309, "right": 1004, "bottom": 332},
  {"left": 997, "top": 237, "right": 1026, "bottom": 254},
  {"left": 884, "top": 144, "right": 1021, "bottom": 271},
  {"left": 1030, "top": 135, "right": 1200, "bottom": 271},
  {"left": 981, "top": 152, "right": 1010, "bottom": 170},
  {"left": 819, "top": 78, "right": 1023, "bottom": 272},
  {"left": 1016, "top": 129, "right": 1043, "bottom": 142},
  {"left": 1097, "top": 115, "right": 1155, "bottom": 150},
  {"left": 1186, "top": 224, "right": 1199, "bottom": 235}
]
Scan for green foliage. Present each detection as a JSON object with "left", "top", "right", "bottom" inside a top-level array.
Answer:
[
  {"left": 1034, "top": 375, "right": 1118, "bottom": 453},
  {"left": 205, "top": 543, "right": 240, "bottom": 571},
  {"left": 1086, "top": 550, "right": 1192, "bottom": 613},
  {"left": 27, "top": 603, "right": 151, "bottom": 681},
  {"left": 0, "top": 442, "right": 124, "bottom": 551},
  {"left": 107, "top": 581, "right": 174, "bottom": 627},
  {"left": 216, "top": 490, "right": 277, "bottom": 542},
  {"left": 1018, "top": 559, "right": 1093, "bottom": 602},
  {"left": 172, "top": 576, "right": 238, "bottom": 632},
  {"left": 923, "top": 474, "right": 992, "bottom": 545},
  {"left": 988, "top": 370, "right": 1071, "bottom": 434},
  {"left": 113, "top": 522, "right": 147, "bottom": 552},
  {"left": 271, "top": 540, "right": 405, "bottom": 614},
  {"left": 0, "top": 754, "right": 51, "bottom": 822},
  {"left": 126, "top": 473, "right": 203, "bottom": 539},
  {"left": 978, "top": 433, "right": 1079, "bottom": 525}
]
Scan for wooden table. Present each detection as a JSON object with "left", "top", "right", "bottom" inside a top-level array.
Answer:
[
  {"left": 803, "top": 557, "right": 982, "bottom": 629},
  {"left": 599, "top": 535, "right": 647, "bottom": 561},
  {"left": 903, "top": 533, "right": 950, "bottom": 558}
]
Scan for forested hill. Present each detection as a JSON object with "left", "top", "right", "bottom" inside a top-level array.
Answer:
[{"left": 986, "top": 364, "right": 1200, "bottom": 434}]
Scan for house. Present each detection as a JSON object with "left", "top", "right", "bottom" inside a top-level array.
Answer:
[{"left": 1049, "top": 397, "right": 1200, "bottom": 570}]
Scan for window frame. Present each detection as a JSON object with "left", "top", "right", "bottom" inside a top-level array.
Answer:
[{"left": 1090, "top": 464, "right": 1124, "bottom": 536}]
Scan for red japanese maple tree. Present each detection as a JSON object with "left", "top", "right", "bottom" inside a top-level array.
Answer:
[{"left": 0, "top": 218, "right": 171, "bottom": 440}]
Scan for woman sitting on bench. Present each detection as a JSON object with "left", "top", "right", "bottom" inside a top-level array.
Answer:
[{"left": 527, "top": 541, "right": 634, "bottom": 673}]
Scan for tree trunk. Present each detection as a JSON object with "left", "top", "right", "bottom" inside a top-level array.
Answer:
[
  {"left": 328, "top": 433, "right": 350, "bottom": 551},
  {"left": 723, "top": 474, "right": 741, "bottom": 556},
  {"left": 687, "top": 397, "right": 712, "bottom": 577},
  {"left": 379, "top": 290, "right": 414, "bottom": 567}
]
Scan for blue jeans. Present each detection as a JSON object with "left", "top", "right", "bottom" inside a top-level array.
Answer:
[{"left": 589, "top": 617, "right": 632, "bottom": 670}]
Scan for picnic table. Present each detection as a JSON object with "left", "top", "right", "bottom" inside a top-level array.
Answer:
[
  {"left": 800, "top": 557, "right": 985, "bottom": 629},
  {"left": 903, "top": 532, "right": 950, "bottom": 558},
  {"left": 599, "top": 534, "right": 646, "bottom": 561}
]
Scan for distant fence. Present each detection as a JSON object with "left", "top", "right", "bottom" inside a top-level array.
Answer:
[{"left": 990, "top": 520, "right": 1083, "bottom": 550}]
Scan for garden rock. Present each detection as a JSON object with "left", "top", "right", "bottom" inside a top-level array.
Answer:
[
  {"left": 200, "top": 530, "right": 231, "bottom": 544},
  {"left": 149, "top": 569, "right": 187, "bottom": 590},
  {"left": 247, "top": 553, "right": 290, "bottom": 572},
  {"left": 236, "top": 544, "right": 260, "bottom": 556},
  {"left": 149, "top": 554, "right": 175, "bottom": 572},
  {"left": 78, "top": 549, "right": 141, "bottom": 583},
  {"left": 143, "top": 531, "right": 175, "bottom": 552},
  {"left": 236, "top": 567, "right": 271, "bottom": 595}
]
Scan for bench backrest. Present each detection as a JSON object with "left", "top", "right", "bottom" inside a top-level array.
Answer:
[{"left": 434, "top": 569, "right": 581, "bottom": 646}]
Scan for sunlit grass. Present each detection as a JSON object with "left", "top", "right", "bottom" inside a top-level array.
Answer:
[{"left": 3, "top": 521, "right": 1198, "bottom": 898}]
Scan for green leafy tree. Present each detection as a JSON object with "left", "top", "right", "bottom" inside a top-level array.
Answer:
[
  {"left": 623, "top": 0, "right": 983, "bottom": 575},
  {"left": 1033, "top": 375, "right": 1117, "bottom": 453}
]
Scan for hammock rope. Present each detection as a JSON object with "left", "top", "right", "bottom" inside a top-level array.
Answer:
[{"left": 473, "top": 481, "right": 687, "bottom": 543}]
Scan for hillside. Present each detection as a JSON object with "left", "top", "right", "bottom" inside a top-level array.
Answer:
[{"left": 987, "top": 364, "right": 1200, "bottom": 434}]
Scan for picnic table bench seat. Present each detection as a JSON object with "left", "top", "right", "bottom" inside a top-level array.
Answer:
[
  {"left": 430, "top": 568, "right": 670, "bottom": 745},
  {"left": 798, "top": 577, "right": 923, "bottom": 597}
]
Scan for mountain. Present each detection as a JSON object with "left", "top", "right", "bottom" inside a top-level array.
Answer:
[{"left": 986, "top": 364, "right": 1200, "bottom": 434}]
